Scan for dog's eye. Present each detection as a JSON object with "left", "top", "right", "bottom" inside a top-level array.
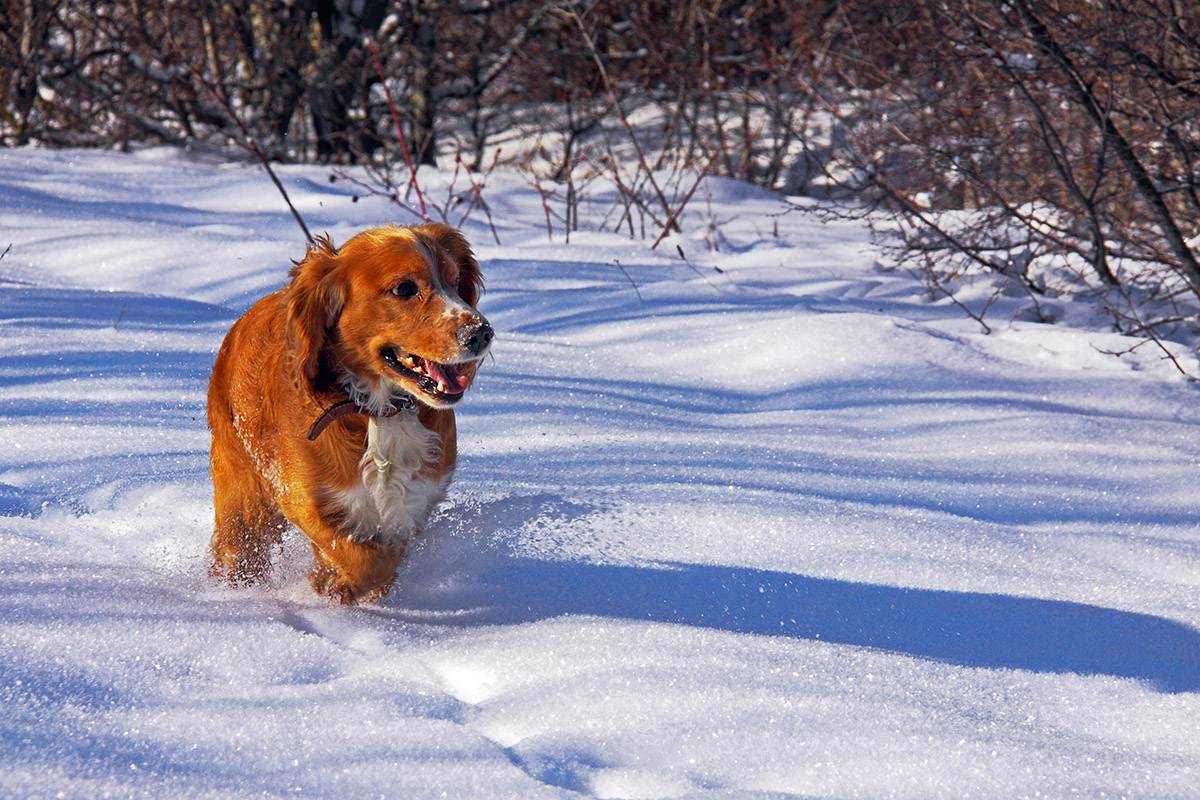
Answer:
[{"left": 389, "top": 280, "right": 418, "bottom": 299}]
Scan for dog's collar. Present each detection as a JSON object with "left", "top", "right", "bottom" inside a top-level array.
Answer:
[{"left": 307, "top": 393, "right": 417, "bottom": 441}]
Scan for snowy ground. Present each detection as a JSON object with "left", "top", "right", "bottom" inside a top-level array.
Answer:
[{"left": 1, "top": 147, "right": 1199, "bottom": 799}]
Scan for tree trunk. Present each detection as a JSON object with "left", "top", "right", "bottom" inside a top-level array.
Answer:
[
  {"left": 311, "top": 0, "right": 388, "bottom": 162},
  {"left": 407, "top": 0, "right": 440, "bottom": 166}
]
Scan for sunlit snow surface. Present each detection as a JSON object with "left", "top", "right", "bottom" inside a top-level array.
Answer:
[{"left": 1, "top": 147, "right": 1198, "bottom": 799}]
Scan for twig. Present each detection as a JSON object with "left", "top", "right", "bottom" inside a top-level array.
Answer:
[
  {"left": 441, "top": 150, "right": 499, "bottom": 238},
  {"left": 1091, "top": 337, "right": 1192, "bottom": 379},
  {"left": 651, "top": 149, "right": 719, "bottom": 250},
  {"left": 598, "top": 157, "right": 667, "bottom": 234},
  {"left": 529, "top": 170, "right": 555, "bottom": 241},
  {"left": 189, "top": 66, "right": 314, "bottom": 245},
  {"left": 364, "top": 31, "right": 428, "bottom": 221},
  {"left": 250, "top": 145, "right": 314, "bottom": 245},
  {"left": 1100, "top": 281, "right": 1196, "bottom": 378},
  {"left": 614, "top": 259, "right": 644, "bottom": 302},
  {"left": 911, "top": 264, "right": 995, "bottom": 334},
  {"left": 330, "top": 168, "right": 424, "bottom": 220},
  {"left": 563, "top": 9, "right": 679, "bottom": 239},
  {"left": 470, "top": 148, "right": 504, "bottom": 244},
  {"left": 1119, "top": 314, "right": 1198, "bottom": 336},
  {"left": 674, "top": 243, "right": 735, "bottom": 294}
]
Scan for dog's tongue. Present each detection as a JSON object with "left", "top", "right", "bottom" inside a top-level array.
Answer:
[{"left": 421, "top": 358, "right": 469, "bottom": 395}]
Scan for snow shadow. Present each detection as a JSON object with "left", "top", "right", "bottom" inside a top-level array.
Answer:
[
  {"left": 494, "top": 558, "right": 1200, "bottom": 692},
  {"left": 0, "top": 285, "right": 235, "bottom": 328},
  {"left": 0, "top": 286, "right": 229, "bottom": 507},
  {"left": 525, "top": 561, "right": 1200, "bottom": 690},
  {"left": 404, "top": 498, "right": 1200, "bottom": 694}
]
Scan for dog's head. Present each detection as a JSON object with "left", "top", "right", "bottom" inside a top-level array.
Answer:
[{"left": 286, "top": 224, "right": 491, "bottom": 411}]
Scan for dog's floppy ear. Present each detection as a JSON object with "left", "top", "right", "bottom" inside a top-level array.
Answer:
[
  {"left": 423, "top": 223, "right": 483, "bottom": 307},
  {"left": 286, "top": 235, "right": 345, "bottom": 391}
]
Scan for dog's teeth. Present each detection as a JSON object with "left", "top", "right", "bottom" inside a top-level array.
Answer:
[{"left": 436, "top": 381, "right": 447, "bottom": 393}]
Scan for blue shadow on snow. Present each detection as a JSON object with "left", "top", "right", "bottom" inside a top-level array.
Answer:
[{"left": 418, "top": 554, "right": 1200, "bottom": 694}]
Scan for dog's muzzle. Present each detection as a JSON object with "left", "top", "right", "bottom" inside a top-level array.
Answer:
[{"left": 457, "top": 319, "right": 494, "bottom": 357}]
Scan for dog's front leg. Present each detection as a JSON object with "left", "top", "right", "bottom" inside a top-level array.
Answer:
[{"left": 300, "top": 517, "right": 406, "bottom": 604}]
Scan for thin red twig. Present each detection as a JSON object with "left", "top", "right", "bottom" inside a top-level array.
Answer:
[
  {"left": 651, "top": 149, "right": 720, "bottom": 250},
  {"left": 189, "top": 64, "right": 314, "bottom": 245},
  {"left": 363, "top": 31, "right": 428, "bottom": 221}
]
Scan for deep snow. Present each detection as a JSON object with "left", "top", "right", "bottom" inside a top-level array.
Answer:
[{"left": 1, "top": 147, "right": 1198, "bottom": 799}]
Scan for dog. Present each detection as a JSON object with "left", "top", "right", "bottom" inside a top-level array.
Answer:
[{"left": 206, "top": 224, "right": 491, "bottom": 603}]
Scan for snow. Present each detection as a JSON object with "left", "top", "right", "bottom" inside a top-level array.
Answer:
[{"left": 1, "top": 146, "right": 1199, "bottom": 799}]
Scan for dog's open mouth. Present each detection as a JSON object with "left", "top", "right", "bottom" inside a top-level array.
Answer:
[{"left": 381, "top": 347, "right": 470, "bottom": 401}]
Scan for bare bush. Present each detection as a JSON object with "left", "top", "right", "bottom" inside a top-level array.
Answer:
[
  {"left": 791, "top": 0, "right": 1200, "bottom": 346},
  {"left": 4, "top": 0, "right": 1200, "bottom": 360}
]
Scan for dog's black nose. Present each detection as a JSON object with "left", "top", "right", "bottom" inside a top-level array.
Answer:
[{"left": 457, "top": 320, "right": 494, "bottom": 356}]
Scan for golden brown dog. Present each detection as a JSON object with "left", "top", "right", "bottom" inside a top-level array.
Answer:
[{"left": 206, "top": 224, "right": 491, "bottom": 603}]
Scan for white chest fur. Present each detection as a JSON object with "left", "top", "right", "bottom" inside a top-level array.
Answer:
[{"left": 333, "top": 414, "right": 449, "bottom": 546}]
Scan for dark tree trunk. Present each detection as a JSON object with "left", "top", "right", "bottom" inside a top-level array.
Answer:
[
  {"left": 310, "top": 0, "right": 388, "bottom": 162},
  {"left": 407, "top": 1, "right": 440, "bottom": 166}
]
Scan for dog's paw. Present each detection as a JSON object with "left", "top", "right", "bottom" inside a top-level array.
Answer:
[{"left": 309, "top": 563, "right": 395, "bottom": 605}]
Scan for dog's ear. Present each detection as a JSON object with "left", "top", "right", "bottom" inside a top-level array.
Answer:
[
  {"left": 423, "top": 223, "right": 483, "bottom": 307},
  {"left": 286, "top": 235, "right": 345, "bottom": 391}
]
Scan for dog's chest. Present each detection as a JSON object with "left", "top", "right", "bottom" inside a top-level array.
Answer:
[{"left": 333, "top": 415, "right": 448, "bottom": 545}]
